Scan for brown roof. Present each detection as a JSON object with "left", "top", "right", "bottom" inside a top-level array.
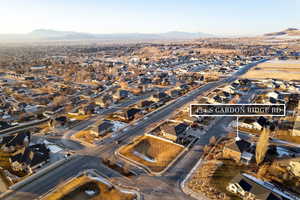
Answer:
[{"left": 160, "top": 124, "right": 176, "bottom": 136}]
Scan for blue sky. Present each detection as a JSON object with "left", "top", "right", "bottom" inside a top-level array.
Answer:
[{"left": 0, "top": 0, "right": 299, "bottom": 35}]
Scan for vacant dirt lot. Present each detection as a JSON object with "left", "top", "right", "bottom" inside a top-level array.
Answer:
[
  {"left": 43, "top": 175, "right": 136, "bottom": 200},
  {"left": 118, "top": 135, "right": 184, "bottom": 173},
  {"left": 73, "top": 130, "right": 97, "bottom": 145},
  {"left": 242, "top": 59, "right": 300, "bottom": 80}
]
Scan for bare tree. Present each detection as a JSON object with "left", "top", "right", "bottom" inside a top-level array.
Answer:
[
  {"left": 256, "top": 128, "right": 269, "bottom": 165},
  {"left": 209, "top": 136, "right": 217, "bottom": 145}
]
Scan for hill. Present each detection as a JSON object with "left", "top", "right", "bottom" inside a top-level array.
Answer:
[{"left": 264, "top": 28, "right": 300, "bottom": 37}]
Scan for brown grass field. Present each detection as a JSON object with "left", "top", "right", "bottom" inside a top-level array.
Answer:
[
  {"left": 73, "top": 130, "right": 97, "bottom": 144},
  {"left": 242, "top": 59, "right": 300, "bottom": 80},
  {"left": 42, "top": 175, "right": 136, "bottom": 200},
  {"left": 118, "top": 135, "right": 184, "bottom": 173}
]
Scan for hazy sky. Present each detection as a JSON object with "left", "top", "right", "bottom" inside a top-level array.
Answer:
[{"left": 0, "top": 0, "right": 299, "bottom": 35}]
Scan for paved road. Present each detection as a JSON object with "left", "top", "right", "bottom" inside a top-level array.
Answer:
[
  {"left": 0, "top": 117, "right": 50, "bottom": 137},
  {"left": 59, "top": 88, "right": 168, "bottom": 150},
  {"left": 2, "top": 59, "right": 268, "bottom": 200}
]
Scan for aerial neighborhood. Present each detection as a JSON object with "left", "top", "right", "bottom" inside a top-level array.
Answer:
[{"left": 0, "top": 16, "right": 300, "bottom": 199}]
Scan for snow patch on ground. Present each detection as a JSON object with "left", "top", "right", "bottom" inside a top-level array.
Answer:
[
  {"left": 133, "top": 151, "right": 156, "bottom": 163},
  {"left": 112, "top": 120, "right": 128, "bottom": 131},
  {"left": 47, "top": 144, "right": 63, "bottom": 153},
  {"left": 85, "top": 190, "right": 97, "bottom": 196},
  {"left": 276, "top": 147, "right": 292, "bottom": 157},
  {"left": 43, "top": 140, "right": 63, "bottom": 153}
]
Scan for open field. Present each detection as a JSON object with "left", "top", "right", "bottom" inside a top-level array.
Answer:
[
  {"left": 42, "top": 173, "right": 136, "bottom": 200},
  {"left": 118, "top": 134, "right": 184, "bottom": 173},
  {"left": 242, "top": 59, "right": 300, "bottom": 80},
  {"left": 66, "top": 113, "right": 90, "bottom": 121}
]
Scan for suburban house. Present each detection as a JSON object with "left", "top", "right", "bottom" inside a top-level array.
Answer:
[
  {"left": 151, "top": 92, "right": 171, "bottom": 103},
  {"left": 160, "top": 122, "right": 189, "bottom": 142},
  {"left": 227, "top": 173, "right": 285, "bottom": 200},
  {"left": 160, "top": 123, "right": 177, "bottom": 141},
  {"left": 10, "top": 143, "right": 50, "bottom": 172},
  {"left": 140, "top": 100, "right": 155, "bottom": 109},
  {"left": 222, "top": 85, "right": 235, "bottom": 94},
  {"left": 168, "top": 89, "right": 182, "bottom": 98},
  {"left": 139, "top": 77, "right": 152, "bottom": 85},
  {"left": 288, "top": 159, "right": 300, "bottom": 177},
  {"left": 223, "top": 138, "right": 254, "bottom": 165},
  {"left": 95, "top": 94, "right": 113, "bottom": 107},
  {"left": 113, "top": 89, "right": 130, "bottom": 100},
  {"left": 237, "top": 121, "right": 263, "bottom": 131},
  {"left": 1, "top": 131, "right": 31, "bottom": 152},
  {"left": 125, "top": 108, "right": 141, "bottom": 121},
  {"left": 96, "top": 120, "right": 114, "bottom": 136},
  {"left": 266, "top": 91, "right": 279, "bottom": 100},
  {"left": 179, "top": 84, "right": 190, "bottom": 92},
  {"left": 49, "top": 116, "right": 68, "bottom": 128}
]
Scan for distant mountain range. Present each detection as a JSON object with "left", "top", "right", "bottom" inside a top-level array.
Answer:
[
  {"left": 1, "top": 28, "right": 299, "bottom": 42},
  {"left": 0, "top": 29, "right": 215, "bottom": 41},
  {"left": 264, "top": 28, "right": 300, "bottom": 37}
]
